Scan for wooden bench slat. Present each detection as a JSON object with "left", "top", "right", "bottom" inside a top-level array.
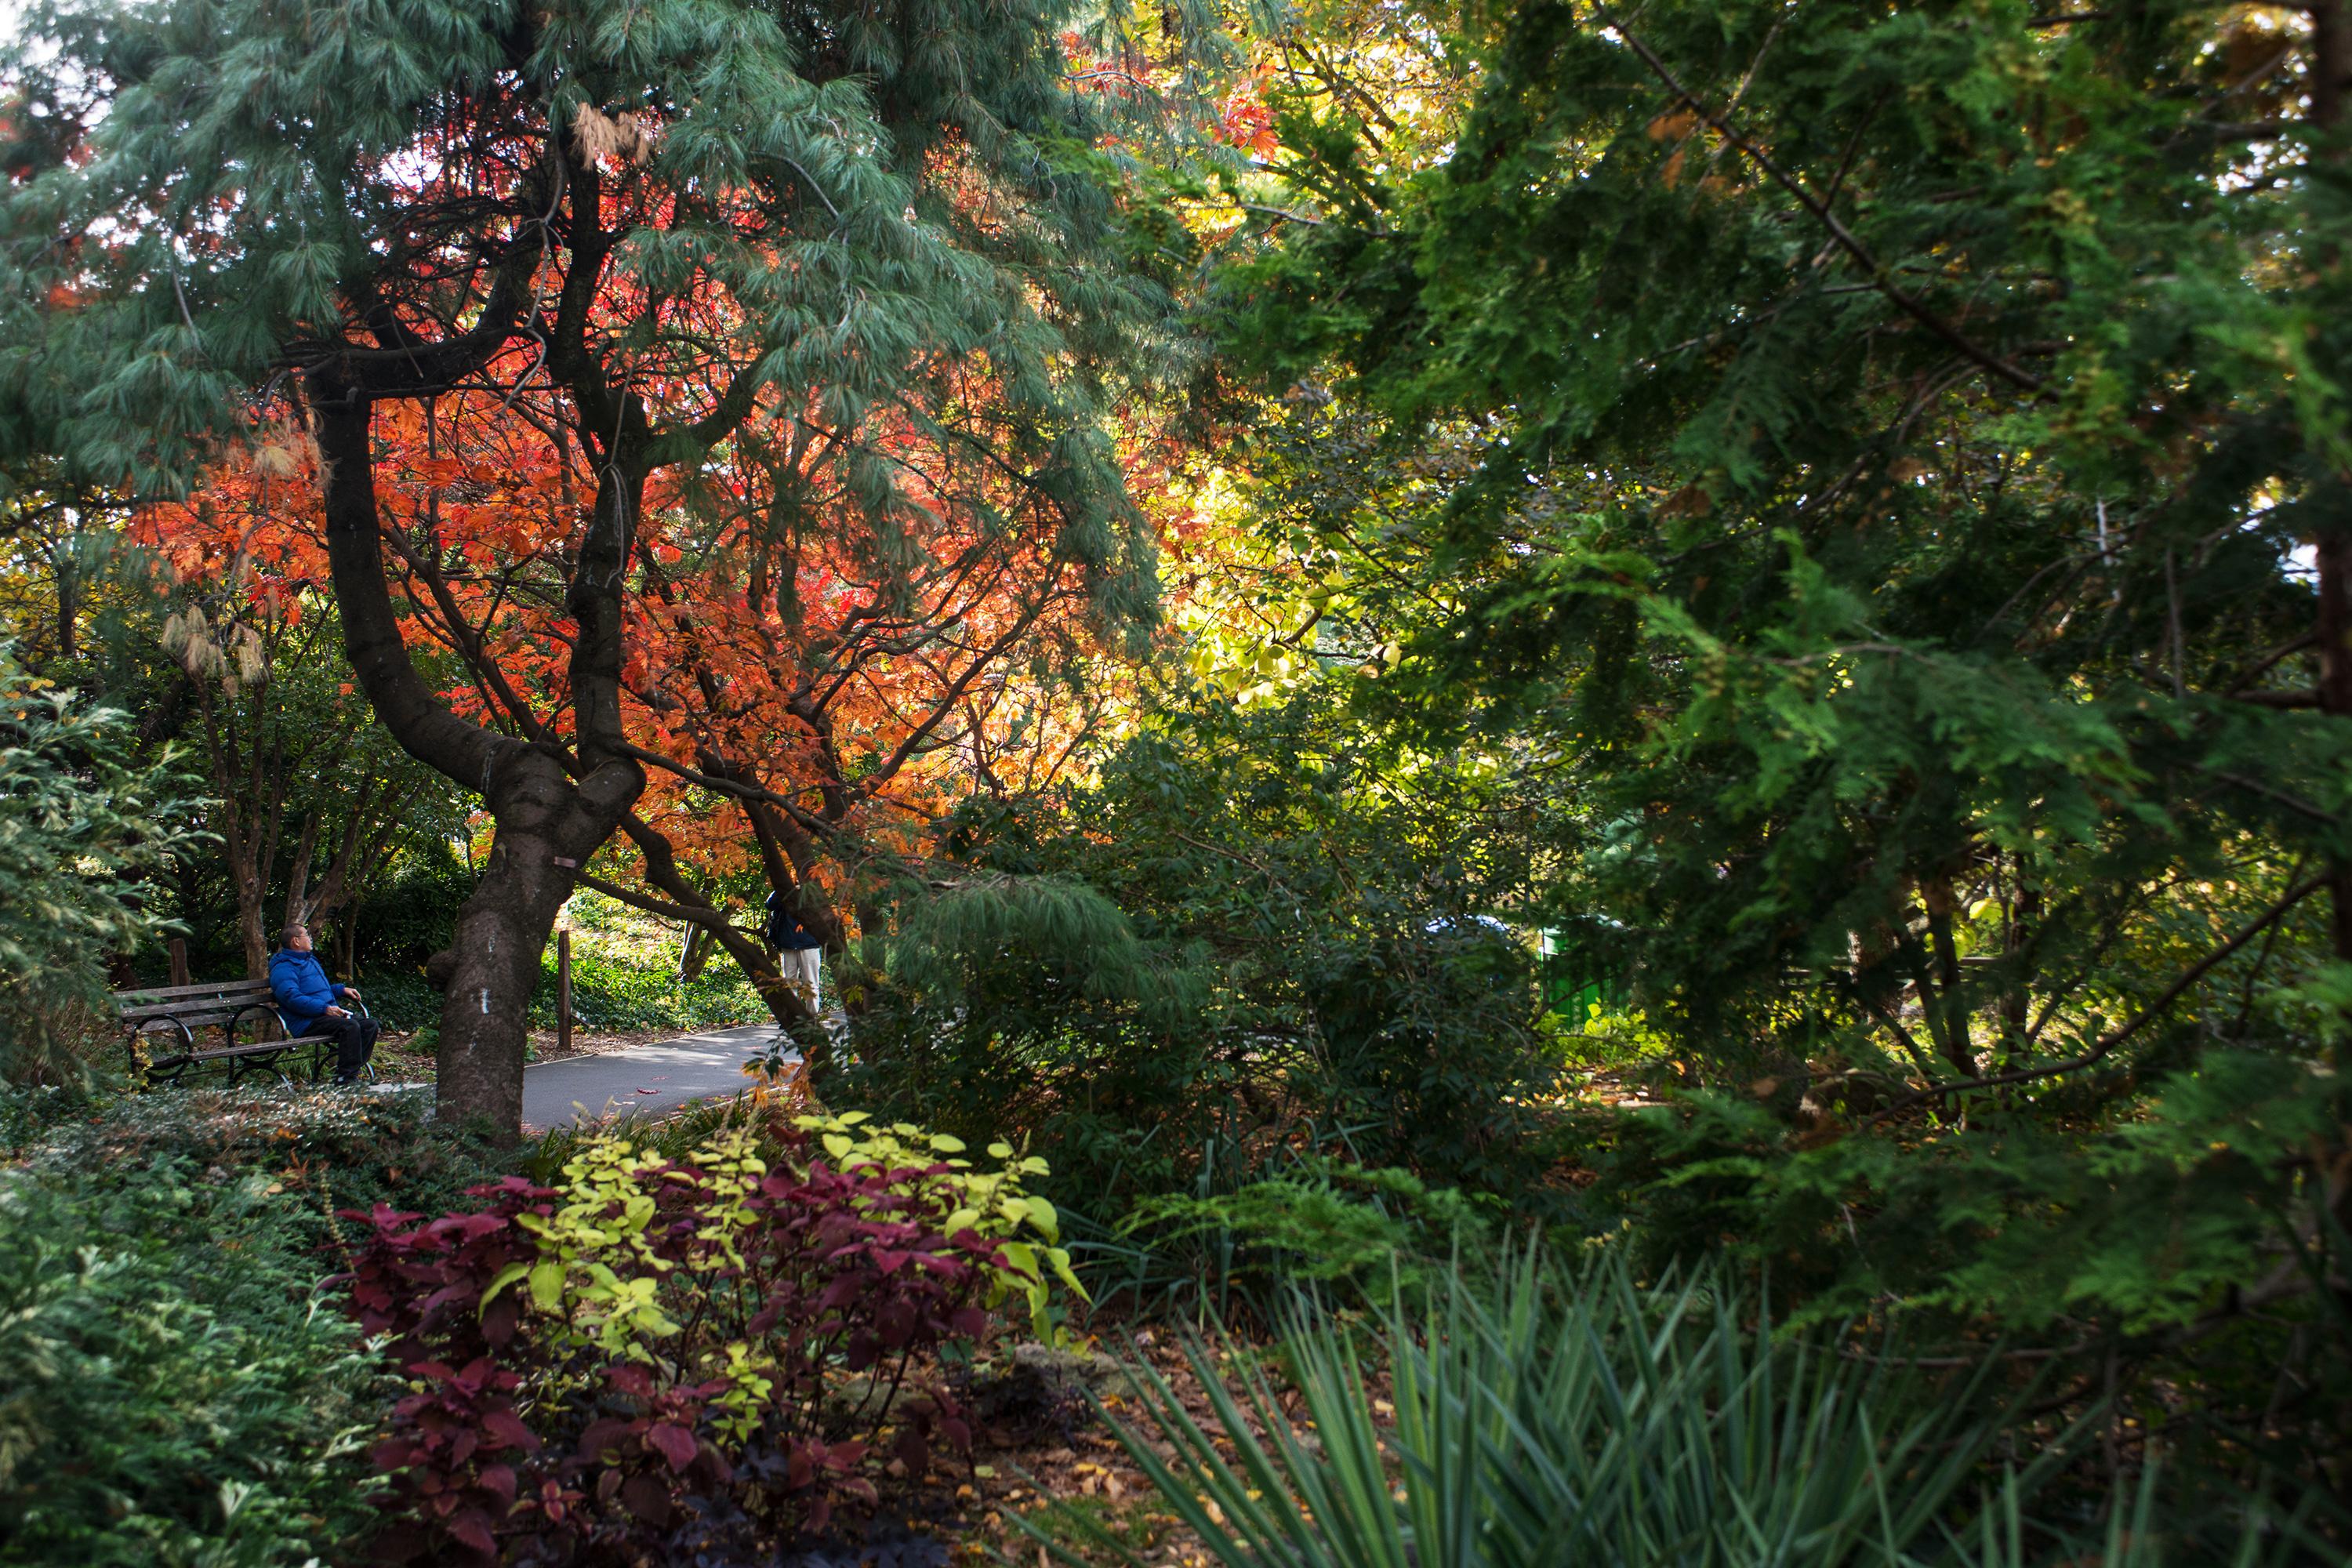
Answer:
[
  {"left": 118, "top": 1000, "right": 274, "bottom": 1023},
  {"left": 113, "top": 981, "right": 277, "bottom": 1002},
  {"left": 117, "top": 996, "right": 271, "bottom": 1014},
  {"left": 116, "top": 988, "right": 273, "bottom": 1004}
]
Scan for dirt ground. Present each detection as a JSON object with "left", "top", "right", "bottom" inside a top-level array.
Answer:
[
  {"left": 837, "top": 1334, "right": 1247, "bottom": 1568},
  {"left": 852, "top": 1325, "right": 1363, "bottom": 1568}
]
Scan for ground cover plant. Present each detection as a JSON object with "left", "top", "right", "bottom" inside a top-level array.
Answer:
[
  {"left": 0, "top": 1162, "right": 381, "bottom": 1567},
  {"left": 524, "top": 894, "right": 766, "bottom": 1036}
]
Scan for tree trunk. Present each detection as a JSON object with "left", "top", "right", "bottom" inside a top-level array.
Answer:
[
  {"left": 236, "top": 889, "right": 269, "bottom": 981},
  {"left": 2303, "top": 4, "right": 2352, "bottom": 1258},
  {"left": 311, "top": 373, "right": 643, "bottom": 1137},
  {"left": 283, "top": 811, "right": 320, "bottom": 932},
  {"left": 53, "top": 543, "right": 77, "bottom": 665},
  {"left": 433, "top": 748, "right": 616, "bottom": 1129}
]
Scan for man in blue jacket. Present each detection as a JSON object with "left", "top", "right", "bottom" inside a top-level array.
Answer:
[{"left": 268, "top": 924, "right": 379, "bottom": 1083}]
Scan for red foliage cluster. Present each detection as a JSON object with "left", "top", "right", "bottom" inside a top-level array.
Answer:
[{"left": 340, "top": 1145, "right": 1014, "bottom": 1564}]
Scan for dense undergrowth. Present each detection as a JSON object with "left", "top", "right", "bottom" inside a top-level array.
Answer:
[
  {"left": 7, "top": 1066, "right": 2339, "bottom": 1566},
  {"left": 0, "top": 1080, "right": 1083, "bottom": 1566}
]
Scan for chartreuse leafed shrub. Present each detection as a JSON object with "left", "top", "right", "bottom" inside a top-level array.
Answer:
[
  {"left": 1047, "top": 1249, "right": 2326, "bottom": 1568},
  {"left": 344, "top": 1114, "right": 1080, "bottom": 1565},
  {"left": 0, "top": 1160, "right": 383, "bottom": 1567},
  {"left": 791, "top": 1113, "right": 1088, "bottom": 1342}
]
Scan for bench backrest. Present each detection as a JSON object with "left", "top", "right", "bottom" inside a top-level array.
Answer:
[{"left": 114, "top": 980, "right": 278, "bottom": 1033}]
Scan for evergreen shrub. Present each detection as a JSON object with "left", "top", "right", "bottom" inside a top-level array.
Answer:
[
  {"left": 0, "top": 646, "right": 205, "bottom": 1083},
  {"left": 0, "top": 1123, "right": 388, "bottom": 1565},
  {"left": 836, "top": 691, "right": 1573, "bottom": 1239}
]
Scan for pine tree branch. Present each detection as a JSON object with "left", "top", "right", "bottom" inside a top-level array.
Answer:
[
  {"left": 1596, "top": 9, "right": 2049, "bottom": 394},
  {"left": 1871, "top": 873, "right": 2331, "bottom": 1120},
  {"left": 2216, "top": 631, "right": 2316, "bottom": 693},
  {"left": 2197, "top": 767, "right": 2341, "bottom": 825}
]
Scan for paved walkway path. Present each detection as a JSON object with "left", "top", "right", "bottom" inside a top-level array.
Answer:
[{"left": 519, "top": 1022, "right": 797, "bottom": 1132}]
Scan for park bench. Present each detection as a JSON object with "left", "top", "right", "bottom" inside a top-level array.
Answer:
[{"left": 112, "top": 979, "right": 376, "bottom": 1087}]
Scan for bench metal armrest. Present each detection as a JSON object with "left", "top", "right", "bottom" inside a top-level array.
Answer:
[
  {"left": 127, "top": 1014, "right": 195, "bottom": 1051},
  {"left": 225, "top": 1000, "right": 284, "bottom": 1044}
]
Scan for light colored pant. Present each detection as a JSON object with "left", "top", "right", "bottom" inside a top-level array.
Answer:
[{"left": 783, "top": 946, "right": 822, "bottom": 1011}]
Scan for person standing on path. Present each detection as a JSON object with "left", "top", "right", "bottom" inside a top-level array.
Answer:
[
  {"left": 762, "top": 892, "right": 825, "bottom": 1014},
  {"left": 268, "top": 923, "right": 379, "bottom": 1083}
]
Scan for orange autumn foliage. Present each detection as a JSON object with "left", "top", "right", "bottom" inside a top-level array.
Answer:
[{"left": 145, "top": 365, "right": 1165, "bottom": 931}]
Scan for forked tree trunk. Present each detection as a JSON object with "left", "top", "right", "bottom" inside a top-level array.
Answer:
[{"left": 311, "top": 372, "right": 644, "bottom": 1136}]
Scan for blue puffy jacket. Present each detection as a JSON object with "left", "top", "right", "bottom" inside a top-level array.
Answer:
[{"left": 268, "top": 948, "right": 341, "bottom": 1024}]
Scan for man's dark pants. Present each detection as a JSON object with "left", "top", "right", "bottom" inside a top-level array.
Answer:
[{"left": 299, "top": 1014, "right": 380, "bottom": 1083}]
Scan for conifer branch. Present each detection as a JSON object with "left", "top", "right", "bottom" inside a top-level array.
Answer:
[
  {"left": 1598, "top": 10, "right": 2049, "bottom": 394},
  {"left": 1871, "top": 872, "right": 2330, "bottom": 1120}
]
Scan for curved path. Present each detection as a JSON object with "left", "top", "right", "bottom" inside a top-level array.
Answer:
[{"left": 518, "top": 1022, "right": 798, "bottom": 1132}]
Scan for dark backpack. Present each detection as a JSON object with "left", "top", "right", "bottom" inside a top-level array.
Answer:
[{"left": 762, "top": 892, "right": 822, "bottom": 950}]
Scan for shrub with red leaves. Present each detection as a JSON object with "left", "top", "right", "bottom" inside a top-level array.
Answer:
[{"left": 339, "top": 1135, "right": 1023, "bottom": 1564}]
